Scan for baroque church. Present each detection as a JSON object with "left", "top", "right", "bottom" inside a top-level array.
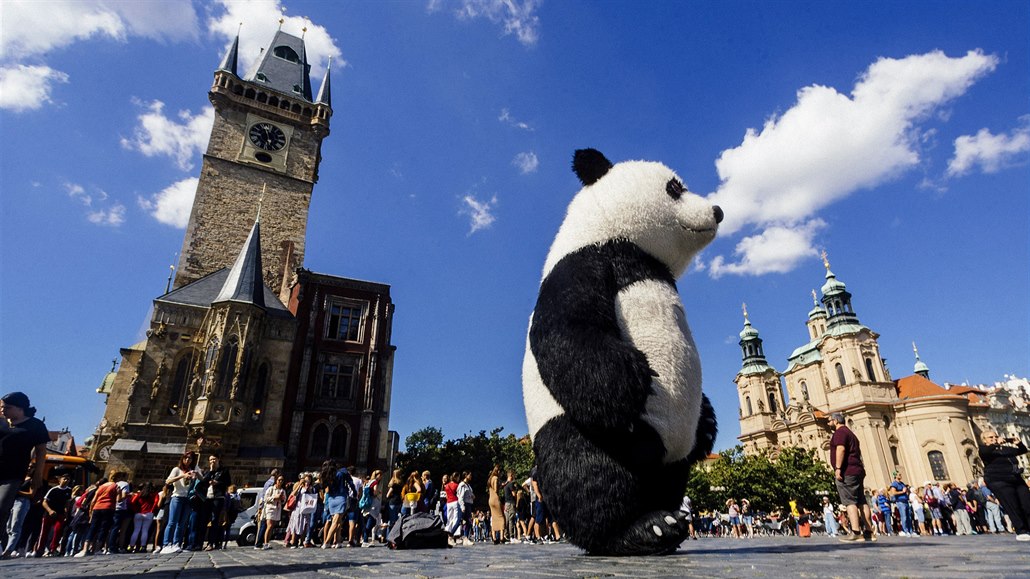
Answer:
[
  {"left": 90, "top": 29, "right": 398, "bottom": 485},
  {"left": 735, "top": 253, "right": 1030, "bottom": 491}
]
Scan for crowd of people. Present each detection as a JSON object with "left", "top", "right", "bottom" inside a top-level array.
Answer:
[{"left": 3, "top": 390, "right": 1030, "bottom": 561}]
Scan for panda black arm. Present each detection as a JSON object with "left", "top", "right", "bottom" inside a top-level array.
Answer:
[{"left": 529, "top": 243, "right": 661, "bottom": 432}]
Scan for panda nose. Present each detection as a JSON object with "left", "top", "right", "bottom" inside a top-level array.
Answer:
[{"left": 713, "top": 205, "right": 724, "bottom": 224}]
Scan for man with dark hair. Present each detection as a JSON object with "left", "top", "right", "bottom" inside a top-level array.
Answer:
[
  {"left": 0, "top": 391, "right": 49, "bottom": 559},
  {"left": 828, "top": 413, "right": 876, "bottom": 542},
  {"left": 501, "top": 470, "right": 517, "bottom": 542},
  {"left": 200, "top": 454, "right": 231, "bottom": 550}
]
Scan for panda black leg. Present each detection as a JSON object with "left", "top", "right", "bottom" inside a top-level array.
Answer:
[{"left": 590, "top": 510, "right": 690, "bottom": 556}]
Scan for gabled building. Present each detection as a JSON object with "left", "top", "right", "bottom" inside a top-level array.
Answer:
[{"left": 736, "top": 254, "right": 1029, "bottom": 491}]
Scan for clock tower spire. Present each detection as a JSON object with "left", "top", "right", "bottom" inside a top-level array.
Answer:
[{"left": 175, "top": 27, "right": 332, "bottom": 304}]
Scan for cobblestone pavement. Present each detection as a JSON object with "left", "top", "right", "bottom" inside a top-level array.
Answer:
[{"left": 2, "top": 535, "right": 1027, "bottom": 579}]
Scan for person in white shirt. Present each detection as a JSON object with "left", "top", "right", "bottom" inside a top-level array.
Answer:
[{"left": 159, "top": 452, "right": 197, "bottom": 554}]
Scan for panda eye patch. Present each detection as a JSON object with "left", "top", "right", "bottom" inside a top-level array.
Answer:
[{"left": 666, "top": 178, "right": 685, "bottom": 200}]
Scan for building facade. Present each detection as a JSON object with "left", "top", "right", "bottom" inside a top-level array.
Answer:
[
  {"left": 90, "top": 29, "right": 396, "bottom": 485},
  {"left": 736, "top": 254, "right": 1030, "bottom": 491}
]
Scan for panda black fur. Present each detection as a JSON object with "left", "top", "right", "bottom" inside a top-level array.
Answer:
[{"left": 522, "top": 149, "right": 722, "bottom": 556}]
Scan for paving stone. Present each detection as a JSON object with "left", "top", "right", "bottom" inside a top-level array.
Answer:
[{"left": 2, "top": 535, "right": 1029, "bottom": 578}]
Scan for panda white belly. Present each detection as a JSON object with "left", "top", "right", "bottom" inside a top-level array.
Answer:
[{"left": 615, "top": 279, "right": 702, "bottom": 464}]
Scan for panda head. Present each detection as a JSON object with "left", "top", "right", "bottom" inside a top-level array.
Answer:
[{"left": 543, "top": 148, "right": 723, "bottom": 278}]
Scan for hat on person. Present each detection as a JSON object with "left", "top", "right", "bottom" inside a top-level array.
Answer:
[{"left": 829, "top": 412, "right": 844, "bottom": 423}]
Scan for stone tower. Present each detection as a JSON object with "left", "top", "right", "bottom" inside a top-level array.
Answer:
[
  {"left": 735, "top": 304, "right": 784, "bottom": 447},
  {"left": 174, "top": 30, "right": 333, "bottom": 303}
]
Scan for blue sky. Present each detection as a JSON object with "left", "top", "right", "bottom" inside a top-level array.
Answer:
[{"left": 1, "top": 0, "right": 1027, "bottom": 454}]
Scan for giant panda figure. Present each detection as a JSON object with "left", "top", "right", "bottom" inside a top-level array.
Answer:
[{"left": 523, "top": 149, "right": 722, "bottom": 556}]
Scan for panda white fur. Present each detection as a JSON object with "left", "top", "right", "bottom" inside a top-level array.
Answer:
[{"left": 522, "top": 148, "right": 721, "bottom": 556}]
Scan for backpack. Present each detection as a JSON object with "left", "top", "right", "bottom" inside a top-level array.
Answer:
[
  {"left": 387, "top": 512, "right": 449, "bottom": 549},
  {"left": 359, "top": 485, "right": 373, "bottom": 510}
]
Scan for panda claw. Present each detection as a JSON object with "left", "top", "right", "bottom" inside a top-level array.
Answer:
[{"left": 652, "top": 525, "right": 663, "bottom": 536}]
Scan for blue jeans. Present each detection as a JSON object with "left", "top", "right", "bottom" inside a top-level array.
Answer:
[
  {"left": 163, "top": 496, "right": 191, "bottom": 547},
  {"left": 823, "top": 511, "right": 838, "bottom": 535},
  {"left": 897, "top": 502, "right": 913, "bottom": 534},
  {"left": 2, "top": 494, "right": 30, "bottom": 556}
]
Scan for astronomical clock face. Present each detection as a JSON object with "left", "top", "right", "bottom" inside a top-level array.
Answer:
[
  {"left": 98, "top": 445, "right": 112, "bottom": 461},
  {"left": 248, "top": 122, "right": 287, "bottom": 151}
]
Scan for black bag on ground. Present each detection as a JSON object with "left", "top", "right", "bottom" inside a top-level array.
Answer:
[{"left": 387, "top": 512, "right": 450, "bottom": 549}]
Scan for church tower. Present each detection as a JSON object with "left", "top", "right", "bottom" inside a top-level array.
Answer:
[
  {"left": 175, "top": 27, "right": 333, "bottom": 303},
  {"left": 735, "top": 304, "right": 784, "bottom": 451}
]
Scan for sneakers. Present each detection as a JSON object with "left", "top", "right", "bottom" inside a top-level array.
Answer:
[
  {"left": 262, "top": 544, "right": 272, "bottom": 550},
  {"left": 838, "top": 533, "right": 859, "bottom": 542},
  {"left": 73, "top": 550, "right": 89, "bottom": 557},
  {"left": 1016, "top": 534, "right": 1030, "bottom": 542},
  {"left": 159, "top": 545, "right": 181, "bottom": 555}
]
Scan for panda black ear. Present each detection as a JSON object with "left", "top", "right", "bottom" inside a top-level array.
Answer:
[{"left": 572, "top": 149, "right": 613, "bottom": 186}]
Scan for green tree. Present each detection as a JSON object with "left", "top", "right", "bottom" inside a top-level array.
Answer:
[
  {"left": 395, "top": 426, "right": 535, "bottom": 510},
  {"left": 684, "top": 446, "right": 834, "bottom": 513}
]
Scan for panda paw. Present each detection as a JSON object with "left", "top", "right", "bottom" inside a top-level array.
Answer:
[{"left": 590, "top": 510, "right": 689, "bottom": 556}]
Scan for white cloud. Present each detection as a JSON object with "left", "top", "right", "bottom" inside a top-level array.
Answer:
[
  {"left": 0, "top": 0, "right": 197, "bottom": 59},
  {"left": 709, "top": 220, "right": 825, "bottom": 278},
  {"left": 460, "top": 194, "right": 498, "bottom": 234},
  {"left": 706, "top": 50, "right": 997, "bottom": 277},
  {"left": 138, "top": 177, "right": 198, "bottom": 228},
  {"left": 512, "top": 151, "right": 538, "bottom": 174},
  {"left": 65, "top": 182, "right": 91, "bottom": 206},
  {"left": 429, "top": 0, "right": 541, "bottom": 47},
  {"left": 120, "top": 100, "right": 214, "bottom": 171},
  {"left": 498, "top": 107, "right": 533, "bottom": 131},
  {"left": 87, "top": 203, "right": 126, "bottom": 227},
  {"left": 947, "top": 122, "right": 1030, "bottom": 177},
  {"left": 207, "top": 0, "right": 343, "bottom": 81},
  {"left": 0, "top": 65, "right": 69, "bottom": 112}
]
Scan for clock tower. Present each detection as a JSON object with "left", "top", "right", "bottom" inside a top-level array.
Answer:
[{"left": 174, "top": 29, "right": 333, "bottom": 303}]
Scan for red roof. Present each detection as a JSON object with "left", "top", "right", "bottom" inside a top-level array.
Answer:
[{"left": 895, "top": 374, "right": 965, "bottom": 400}]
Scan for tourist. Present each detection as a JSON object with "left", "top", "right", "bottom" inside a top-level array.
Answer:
[
  {"left": 108, "top": 473, "right": 133, "bottom": 553},
  {"left": 361, "top": 470, "right": 382, "bottom": 545},
  {"left": 1, "top": 478, "right": 32, "bottom": 558},
  {"left": 159, "top": 452, "right": 196, "bottom": 554},
  {"left": 874, "top": 489, "right": 892, "bottom": 536},
  {"left": 128, "top": 482, "right": 159, "bottom": 553},
  {"left": 888, "top": 472, "right": 913, "bottom": 536},
  {"left": 75, "top": 471, "right": 126, "bottom": 556},
  {"left": 979, "top": 479, "right": 1005, "bottom": 534},
  {"left": 259, "top": 475, "right": 286, "bottom": 550},
  {"left": 740, "top": 498, "right": 753, "bottom": 537},
  {"left": 910, "top": 485, "right": 928, "bottom": 536},
  {"left": 321, "top": 462, "right": 355, "bottom": 549},
  {"left": 978, "top": 430, "right": 1030, "bottom": 541},
  {"left": 444, "top": 472, "right": 462, "bottom": 543},
  {"left": 821, "top": 496, "right": 838, "bottom": 537},
  {"left": 347, "top": 467, "right": 364, "bottom": 547},
  {"left": 285, "top": 475, "right": 316, "bottom": 548},
  {"left": 0, "top": 392, "right": 50, "bottom": 560},
  {"left": 199, "top": 454, "right": 232, "bottom": 550},
  {"left": 680, "top": 494, "right": 698, "bottom": 540},
  {"left": 828, "top": 413, "right": 876, "bottom": 542},
  {"left": 420, "top": 471, "right": 435, "bottom": 514},
  {"left": 34, "top": 474, "right": 71, "bottom": 557},
  {"left": 487, "top": 465, "right": 504, "bottom": 544},
  {"left": 384, "top": 469, "right": 403, "bottom": 528},
  {"left": 501, "top": 470, "right": 517, "bottom": 542},
  {"left": 457, "top": 472, "right": 475, "bottom": 545},
  {"left": 65, "top": 481, "right": 99, "bottom": 556},
  {"left": 515, "top": 488, "right": 531, "bottom": 542},
  {"left": 400, "top": 472, "right": 422, "bottom": 518}
]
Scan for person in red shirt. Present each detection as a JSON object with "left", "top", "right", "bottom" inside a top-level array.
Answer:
[
  {"left": 128, "top": 483, "right": 160, "bottom": 552},
  {"left": 75, "top": 471, "right": 126, "bottom": 556}
]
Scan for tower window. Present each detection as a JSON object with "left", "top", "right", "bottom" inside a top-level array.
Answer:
[
  {"left": 865, "top": 358, "right": 877, "bottom": 381},
  {"left": 800, "top": 381, "right": 809, "bottom": 401},
  {"left": 309, "top": 423, "right": 330, "bottom": 458},
  {"left": 835, "top": 363, "right": 847, "bottom": 387},
  {"left": 320, "top": 361, "right": 356, "bottom": 399},
  {"left": 215, "top": 338, "right": 239, "bottom": 398},
  {"left": 273, "top": 45, "right": 301, "bottom": 63},
  {"left": 293, "top": 84, "right": 302, "bottom": 94},
  {"left": 256, "top": 72, "right": 268, "bottom": 82},
  {"left": 768, "top": 392, "right": 778, "bottom": 414},
  {"left": 326, "top": 299, "right": 366, "bottom": 342},
  {"left": 745, "top": 396, "right": 752, "bottom": 416},
  {"left": 251, "top": 363, "right": 269, "bottom": 415}
]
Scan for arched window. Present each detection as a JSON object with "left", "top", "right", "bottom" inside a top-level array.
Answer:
[
  {"left": 927, "top": 450, "right": 949, "bottom": 480},
  {"left": 273, "top": 45, "right": 300, "bottom": 63},
  {"left": 800, "top": 381, "right": 809, "bottom": 401},
  {"left": 169, "top": 353, "right": 194, "bottom": 413},
  {"left": 251, "top": 363, "right": 269, "bottom": 414},
  {"left": 215, "top": 338, "right": 239, "bottom": 398},
  {"left": 768, "top": 392, "right": 778, "bottom": 414},
  {"left": 835, "top": 363, "right": 847, "bottom": 387},
  {"left": 865, "top": 358, "right": 877, "bottom": 382},
  {"left": 309, "top": 423, "right": 330, "bottom": 458},
  {"left": 330, "top": 425, "right": 348, "bottom": 459},
  {"left": 745, "top": 396, "right": 753, "bottom": 416}
]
